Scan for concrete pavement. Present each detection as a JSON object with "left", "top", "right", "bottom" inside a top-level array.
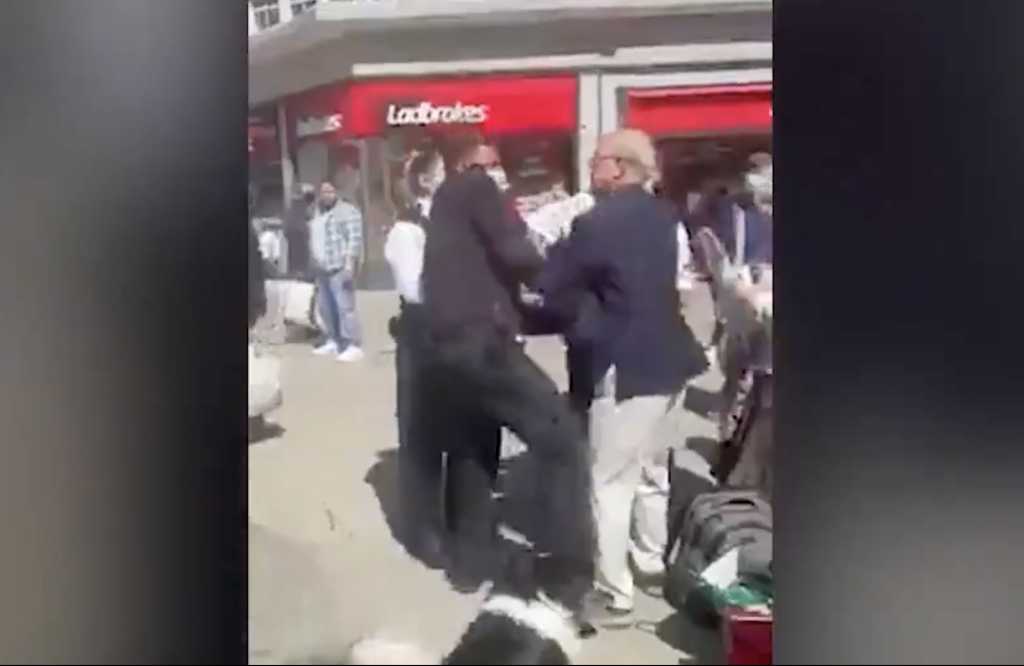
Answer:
[{"left": 248, "top": 286, "right": 725, "bottom": 664}]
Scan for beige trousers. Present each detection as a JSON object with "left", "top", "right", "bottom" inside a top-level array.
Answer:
[{"left": 590, "top": 369, "right": 683, "bottom": 610}]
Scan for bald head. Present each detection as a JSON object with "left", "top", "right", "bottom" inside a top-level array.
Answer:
[{"left": 590, "top": 129, "right": 659, "bottom": 194}]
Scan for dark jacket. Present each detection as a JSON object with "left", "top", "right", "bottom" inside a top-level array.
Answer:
[
  {"left": 285, "top": 197, "right": 313, "bottom": 277},
  {"left": 709, "top": 196, "right": 772, "bottom": 266},
  {"left": 518, "top": 233, "right": 600, "bottom": 408},
  {"left": 536, "top": 186, "right": 707, "bottom": 402},
  {"left": 740, "top": 204, "right": 772, "bottom": 264},
  {"left": 422, "top": 169, "right": 544, "bottom": 339}
]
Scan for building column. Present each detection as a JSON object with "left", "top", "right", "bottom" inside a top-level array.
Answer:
[
  {"left": 277, "top": 0, "right": 294, "bottom": 24},
  {"left": 600, "top": 76, "right": 621, "bottom": 138},
  {"left": 277, "top": 102, "right": 295, "bottom": 210},
  {"left": 576, "top": 71, "right": 600, "bottom": 193},
  {"left": 248, "top": 2, "right": 258, "bottom": 36}
]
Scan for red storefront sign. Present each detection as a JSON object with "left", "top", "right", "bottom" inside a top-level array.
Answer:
[
  {"left": 286, "top": 74, "right": 578, "bottom": 141},
  {"left": 625, "top": 83, "right": 772, "bottom": 137}
]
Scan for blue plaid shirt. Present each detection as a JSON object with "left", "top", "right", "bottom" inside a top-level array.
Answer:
[{"left": 310, "top": 200, "right": 363, "bottom": 275}]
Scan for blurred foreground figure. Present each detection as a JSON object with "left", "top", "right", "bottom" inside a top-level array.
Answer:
[
  {"left": 249, "top": 216, "right": 266, "bottom": 330},
  {"left": 420, "top": 132, "right": 595, "bottom": 610},
  {"left": 537, "top": 129, "right": 707, "bottom": 628}
]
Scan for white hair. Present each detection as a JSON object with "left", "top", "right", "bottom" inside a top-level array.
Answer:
[{"left": 602, "top": 129, "right": 660, "bottom": 184}]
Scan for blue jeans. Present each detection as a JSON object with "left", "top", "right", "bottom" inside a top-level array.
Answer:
[{"left": 315, "top": 270, "right": 362, "bottom": 350}]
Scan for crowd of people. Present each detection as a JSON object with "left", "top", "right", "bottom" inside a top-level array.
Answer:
[
  {"left": 378, "top": 127, "right": 772, "bottom": 632},
  {"left": 248, "top": 125, "right": 774, "bottom": 636}
]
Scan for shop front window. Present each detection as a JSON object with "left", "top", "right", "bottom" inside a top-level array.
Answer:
[
  {"left": 496, "top": 133, "right": 575, "bottom": 218},
  {"left": 657, "top": 133, "right": 772, "bottom": 220}
]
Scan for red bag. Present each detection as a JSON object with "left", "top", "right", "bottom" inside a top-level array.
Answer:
[{"left": 722, "top": 606, "right": 773, "bottom": 665}]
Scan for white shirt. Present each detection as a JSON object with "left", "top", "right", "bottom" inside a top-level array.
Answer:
[
  {"left": 384, "top": 221, "right": 426, "bottom": 304},
  {"left": 676, "top": 222, "right": 694, "bottom": 293},
  {"left": 259, "top": 229, "right": 281, "bottom": 264},
  {"left": 523, "top": 192, "right": 596, "bottom": 248},
  {"left": 733, "top": 203, "right": 747, "bottom": 266}
]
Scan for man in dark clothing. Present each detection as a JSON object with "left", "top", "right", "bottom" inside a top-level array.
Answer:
[
  {"left": 420, "top": 134, "right": 595, "bottom": 610},
  {"left": 536, "top": 129, "right": 707, "bottom": 627},
  {"left": 386, "top": 148, "right": 504, "bottom": 572},
  {"left": 285, "top": 184, "right": 315, "bottom": 278}
]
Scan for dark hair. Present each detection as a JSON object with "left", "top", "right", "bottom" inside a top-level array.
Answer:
[
  {"left": 406, "top": 151, "right": 440, "bottom": 198},
  {"left": 437, "top": 130, "right": 484, "bottom": 173},
  {"left": 392, "top": 150, "right": 440, "bottom": 222}
]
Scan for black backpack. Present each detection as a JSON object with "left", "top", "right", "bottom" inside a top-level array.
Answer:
[{"left": 663, "top": 489, "right": 772, "bottom": 624}]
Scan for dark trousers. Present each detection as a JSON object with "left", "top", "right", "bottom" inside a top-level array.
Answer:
[
  {"left": 566, "top": 343, "right": 593, "bottom": 436},
  {"left": 395, "top": 304, "right": 440, "bottom": 540},
  {"left": 396, "top": 305, "right": 502, "bottom": 571},
  {"left": 425, "top": 325, "right": 596, "bottom": 608},
  {"left": 435, "top": 394, "right": 502, "bottom": 578}
]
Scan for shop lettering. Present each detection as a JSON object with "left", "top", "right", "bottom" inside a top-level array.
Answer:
[
  {"left": 386, "top": 102, "right": 489, "bottom": 126},
  {"left": 296, "top": 113, "right": 343, "bottom": 138}
]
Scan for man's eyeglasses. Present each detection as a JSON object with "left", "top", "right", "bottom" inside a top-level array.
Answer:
[{"left": 589, "top": 153, "right": 622, "bottom": 169}]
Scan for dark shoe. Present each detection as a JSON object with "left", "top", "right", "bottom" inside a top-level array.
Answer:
[
  {"left": 581, "top": 590, "right": 635, "bottom": 629},
  {"left": 634, "top": 570, "right": 666, "bottom": 599},
  {"left": 407, "top": 529, "right": 449, "bottom": 571},
  {"left": 532, "top": 554, "right": 593, "bottom": 614},
  {"left": 447, "top": 535, "right": 500, "bottom": 593},
  {"left": 446, "top": 567, "right": 487, "bottom": 594}
]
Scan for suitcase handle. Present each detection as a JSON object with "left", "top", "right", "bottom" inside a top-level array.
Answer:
[{"left": 716, "top": 498, "right": 762, "bottom": 512}]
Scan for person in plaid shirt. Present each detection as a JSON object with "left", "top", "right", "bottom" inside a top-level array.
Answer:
[{"left": 309, "top": 181, "right": 365, "bottom": 362}]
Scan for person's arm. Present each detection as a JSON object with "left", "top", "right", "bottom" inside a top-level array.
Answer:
[
  {"left": 339, "top": 204, "right": 364, "bottom": 280},
  {"left": 384, "top": 224, "right": 424, "bottom": 302},
  {"left": 677, "top": 222, "right": 692, "bottom": 267},
  {"left": 535, "top": 214, "right": 600, "bottom": 299},
  {"left": 518, "top": 237, "right": 581, "bottom": 336},
  {"left": 676, "top": 222, "right": 693, "bottom": 292},
  {"left": 468, "top": 172, "right": 544, "bottom": 282}
]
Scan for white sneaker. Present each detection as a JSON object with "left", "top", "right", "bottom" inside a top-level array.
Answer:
[
  {"left": 337, "top": 346, "right": 365, "bottom": 363},
  {"left": 313, "top": 341, "right": 338, "bottom": 356}
]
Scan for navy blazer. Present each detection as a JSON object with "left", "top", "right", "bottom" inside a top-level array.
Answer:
[{"left": 536, "top": 186, "right": 707, "bottom": 402}]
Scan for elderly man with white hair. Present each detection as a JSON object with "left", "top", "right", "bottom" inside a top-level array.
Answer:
[{"left": 535, "top": 129, "right": 708, "bottom": 628}]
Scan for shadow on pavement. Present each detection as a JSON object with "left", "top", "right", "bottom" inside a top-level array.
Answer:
[
  {"left": 684, "top": 385, "right": 721, "bottom": 420},
  {"left": 363, "top": 448, "right": 409, "bottom": 553},
  {"left": 683, "top": 436, "right": 719, "bottom": 466},
  {"left": 249, "top": 417, "right": 286, "bottom": 445},
  {"left": 363, "top": 448, "right": 450, "bottom": 574},
  {"left": 365, "top": 446, "right": 539, "bottom": 593},
  {"left": 651, "top": 611, "right": 722, "bottom": 664}
]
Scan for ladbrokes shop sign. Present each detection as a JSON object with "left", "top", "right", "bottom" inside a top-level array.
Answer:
[{"left": 286, "top": 74, "right": 577, "bottom": 141}]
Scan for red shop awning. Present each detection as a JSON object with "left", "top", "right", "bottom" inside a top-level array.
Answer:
[
  {"left": 625, "top": 83, "right": 772, "bottom": 137},
  {"left": 286, "top": 74, "right": 578, "bottom": 142}
]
